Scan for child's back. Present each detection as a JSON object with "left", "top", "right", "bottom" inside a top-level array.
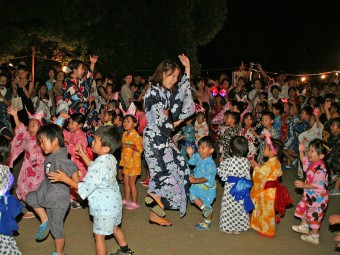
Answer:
[{"left": 79, "top": 154, "right": 122, "bottom": 218}]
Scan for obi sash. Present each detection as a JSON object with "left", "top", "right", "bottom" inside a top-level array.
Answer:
[{"left": 226, "top": 176, "right": 254, "bottom": 213}]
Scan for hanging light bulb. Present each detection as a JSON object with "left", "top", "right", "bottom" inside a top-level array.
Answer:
[
  {"left": 301, "top": 77, "right": 306, "bottom": 82},
  {"left": 321, "top": 74, "right": 326, "bottom": 79}
]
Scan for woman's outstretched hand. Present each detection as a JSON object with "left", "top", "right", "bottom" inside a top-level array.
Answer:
[{"left": 178, "top": 54, "right": 190, "bottom": 67}]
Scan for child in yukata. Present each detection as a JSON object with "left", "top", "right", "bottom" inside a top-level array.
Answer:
[
  {"left": 49, "top": 126, "right": 134, "bottom": 255},
  {"left": 186, "top": 136, "right": 217, "bottom": 230},
  {"left": 253, "top": 111, "right": 279, "bottom": 164},
  {"left": 218, "top": 136, "right": 253, "bottom": 234},
  {"left": 179, "top": 115, "right": 196, "bottom": 162},
  {"left": 194, "top": 111, "right": 209, "bottom": 145},
  {"left": 220, "top": 111, "right": 241, "bottom": 160},
  {"left": 292, "top": 139, "right": 330, "bottom": 244},
  {"left": 25, "top": 124, "right": 79, "bottom": 255},
  {"left": 250, "top": 139, "right": 289, "bottom": 238}
]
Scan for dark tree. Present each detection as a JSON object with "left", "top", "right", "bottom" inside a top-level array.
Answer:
[{"left": 0, "top": 0, "right": 227, "bottom": 77}]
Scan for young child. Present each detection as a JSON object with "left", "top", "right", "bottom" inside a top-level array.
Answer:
[
  {"left": 32, "top": 83, "right": 53, "bottom": 120},
  {"left": 194, "top": 111, "right": 209, "bottom": 145},
  {"left": 272, "top": 102, "right": 284, "bottom": 140},
  {"left": 240, "top": 113, "right": 257, "bottom": 161},
  {"left": 49, "top": 126, "right": 134, "bottom": 255},
  {"left": 250, "top": 138, "right": 284, "bottom": 237},
  {"left": 297, "top": 111, "right": 323, "bottom": 178},
  {"left": 61, "top": 112, "right": 88, "bottom": 208},
  {"left": 120, "top": 114, "right": 143, "bottom": 210},
  {"left": 218, "top": 136, "right": 253, "bottom": 234},
  {"left": 103, "top": 109, "right": 116, "bottom": 126},
  {"left": 186, "top": 136, "right": 217, "bottom": 230},
  {"left": 0, "top": 135, "right": 23, "bottom": 255},
  {"left": 254, "top": 111, "right": 279, "bottom": 164},
  {"left": 292, "top": 139, "right": 330, "bottom": 244},
  {"left": 220, "top": 111, "right": 241, "bottom": 160},
  {"left": 283, "top": 106, "right": 312, "bottom": 170},
  {"left": 179, "top": 116, "right": 196, "bottom": 162},
  {"left": 7, "top": 106, "right": 45, "bottom": 219},
  {"left": 25, "top": 124, "right": 79, "bottom": 255}
]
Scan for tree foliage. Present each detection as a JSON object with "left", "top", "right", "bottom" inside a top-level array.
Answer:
[{"left": 0, "top": 0, "right": 227, "bottom": 77}]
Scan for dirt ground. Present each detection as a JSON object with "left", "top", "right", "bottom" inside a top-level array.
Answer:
[{"left": 12, "top": 159, "right": 340, "bottom": 255}]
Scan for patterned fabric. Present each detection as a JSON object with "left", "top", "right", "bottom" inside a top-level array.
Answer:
[
  {"left": 0, "top": 235, "right": 22, "bottom": 255},
  {"left": 220, "top": 124, "right": 241, "bottom": 160},
  {"left": 284, "top": 116, "right": 309, "bottom": 152},
  {"left": 188, "top": 153, "right": 217, "bottom": 208},
  {"left": 194, "top": 120, "right": 209, "bottom": 144},
  {"left": 78, "top": 154, "right": 122, "bottom": 219},
  {"left": 143, "top": 74, "right": 195, "bottom": 217},
  {"left": 62, "top": 69, "right": 93, "bottom": 114},
  {"left": 181, "top": 124, "right": 196, "bottom": 162},
  {"left": 250, "top": 157, "right": 282, "bottom": 237},
  {"left": 328, "top": 134, "right": 340, "bottom": 174},
  {"left": 256, "top": 127, "right": 279, "bottom": 165},
  {"left": 218, "top": 157, "right": 252, "bottom": 232},
  {"left": 240, "top": 126, "right": 257, "bottom": 161},
  {"left": 294, "top": 158, "right": 328, "bottom": 230},
  {"left": 273, "top": 115, "right": 282, "bottom": 140},
  {"left": 63, "top": 129, "right": 88, "bottom": 181},
  {"left": 120, "top": 129, "right": 143, "bottom": 175},
  {"left": 8, "top": 123, "right": 45, "bottom": 201},
  {"left": 0, "top": 87, "right": 11, "bottom": 127}
]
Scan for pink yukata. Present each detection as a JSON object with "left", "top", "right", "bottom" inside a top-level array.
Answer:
[
  {"left": 63, "top": 129, "right": 88, "bottom": 181},
  {"left": 294, "top": 157, "right": 328, "bottom": 230},
  {"left": 9, "top": 123, "right": 45, "bottom": 201}
]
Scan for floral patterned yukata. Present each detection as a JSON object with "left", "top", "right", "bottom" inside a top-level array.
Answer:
[
  {"left": 294, "top": 157, "right": 328, "bottom": 230},
  {"left": 143, "top": 74, "right": 195, "bottom": 217},
  {"left": 8, "top": 123, "right": 45, "bottom": 201},
  {"left": 250, "top": 157, "right": 282, "bottom": 237},
  {"left": 62, "top": 68, "right": 94, "bottom": 114}
]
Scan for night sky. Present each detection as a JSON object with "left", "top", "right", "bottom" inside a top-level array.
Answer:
[{"left": 198, "top": 0, "right": 340, "bottom": 76}]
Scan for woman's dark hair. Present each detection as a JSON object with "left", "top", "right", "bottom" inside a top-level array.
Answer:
[
  {"left": 152, "top": 60, "right": 180, "bottom": 87},
  {"left": 230, "top": 136, "right": 248, "bottom": 157},
  {"left": 68, "top": 60, "right": 84, "bottom": 74},
  {"left": 17, "top": 65, "right": 28, "bottom": 72},
  {"left": 198, "top": 136, "right": 215, "bottom": 149},
  {"left": 242, "top": 112, "right": 255, "bottom": 127},
  {"left": 37, "top": 82, "right": 49, "bottom": 99},
  {"left": 37, "top": 124, "right": 64, "bottom": 147},
  {"left": 0, "top": 136, "right": 11, "bottom": 164},
  {"left": 95, "top": 126, "right": 121, "bottom": 153},
  {"left": 70, "top": 113, "right": 86, "bottom": 125},
  {"left": 46, "top": 68, "right": 57, "bottom": 79},
  {"left": 194, "top": 77, "right": 205, "bottom": 89},
  {"left": 219, "top": 78, "right": 230, "bottom": 86}
]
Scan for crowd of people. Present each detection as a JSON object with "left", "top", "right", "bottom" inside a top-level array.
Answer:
[{"left": 0, "top": 55, "right": 339, "bottom": 255}]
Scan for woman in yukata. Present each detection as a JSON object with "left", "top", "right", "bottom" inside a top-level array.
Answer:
[
  {"left": 62, "top": 55, "right": 98, "bottom": 114},
  {"left": 143, "top": 54, "right": 195, "bottom": 226}
]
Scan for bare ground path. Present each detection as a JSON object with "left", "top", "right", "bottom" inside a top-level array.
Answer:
[{"left": 13, "top": 159, "right": 340, "bottom": 255}]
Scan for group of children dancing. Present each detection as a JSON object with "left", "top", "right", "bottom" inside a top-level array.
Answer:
[{"left": 0, "top": 61, "right": 339, "bottom": 255}]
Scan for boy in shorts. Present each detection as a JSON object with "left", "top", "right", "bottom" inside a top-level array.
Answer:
[{"left": 49, "top": 126, "right": 133, "bottom": 255}]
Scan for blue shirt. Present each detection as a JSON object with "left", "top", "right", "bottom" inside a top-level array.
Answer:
[
  {"left": 182, "top": 124, "right": 195, "bottom": 143},
  {"left": 188, "top": 153, "right": 217, "bottom": 190},
  {"left": 78, "top": 154, "right": 122, "bottom": 216},
  {"left": 273, "top": 115, "right": 282, "bottom": 139}
]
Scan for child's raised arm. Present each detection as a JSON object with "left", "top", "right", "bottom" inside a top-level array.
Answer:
[
  {"left": 298, "top": 143, "right": 305, "bottom": 164},
  {"left": 7, "top": 106, "right": 21, "bottom": 128}
]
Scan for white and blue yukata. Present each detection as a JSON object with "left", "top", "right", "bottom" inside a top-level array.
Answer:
[
  {"left": 188, "top": 153, "right": 217, "bottom": 208},
  {"left": 78, "top": 154, "right": 122, "bottom": 235}
]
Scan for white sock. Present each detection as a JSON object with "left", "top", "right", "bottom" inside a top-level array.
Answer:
[{"left": 200, "top": 204, "right": 206, "bottom": 210}]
